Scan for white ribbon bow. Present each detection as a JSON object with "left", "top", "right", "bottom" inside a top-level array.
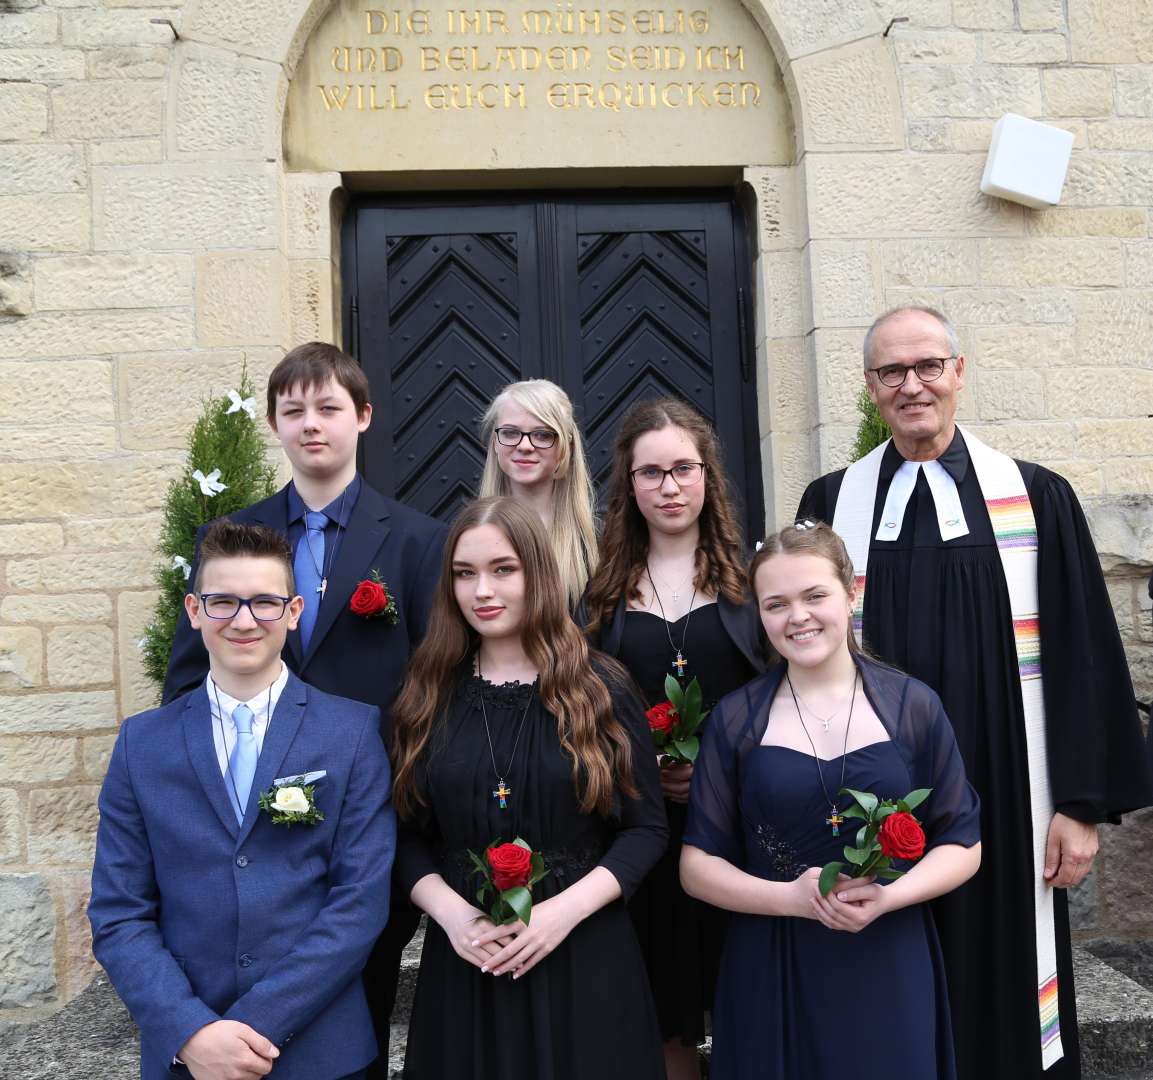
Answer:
[
  {"left": 192, "top": 468, "right": 228, "bottom": 497},
  {"left": 225, "top": 389, "right": 257, "bottom": 419}
]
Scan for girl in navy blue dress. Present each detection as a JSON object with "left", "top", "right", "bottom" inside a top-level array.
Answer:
[{"left": 681, "top": 522, "right": 982, "bottom": 1079}]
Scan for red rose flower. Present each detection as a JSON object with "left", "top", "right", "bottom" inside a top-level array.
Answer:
[
  {"left": 487, "top": 842, "right": 534, "bottom": 891},
  {"left": 349, "top": 580, "right": 388, "bottom": 617},
  {"left": 878, "top": 811, "right": 926, "bottom": 861},
  {"left": 646, "top": 701, "right": 678, "bottom": 736}
]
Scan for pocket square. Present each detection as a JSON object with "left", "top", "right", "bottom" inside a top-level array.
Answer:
[{"left": 273, "top": 770, "right": 326, "bottom": 787}]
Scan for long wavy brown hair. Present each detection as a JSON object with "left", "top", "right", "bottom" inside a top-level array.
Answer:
[
  {"left": 584, "top": 398, "right": 749, "bottom": 634},
  {"left": 392, "top": 497, "right": 638, "bottom": 819}
]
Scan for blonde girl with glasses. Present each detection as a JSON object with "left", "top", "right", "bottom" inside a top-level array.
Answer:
[{"left": 480, "top": 380, "right": 599, "bottom": 611}]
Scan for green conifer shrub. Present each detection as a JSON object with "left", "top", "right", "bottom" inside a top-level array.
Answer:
[
  {"left": 139, "top": 372, "right": 278, "bottom": 694},
  {"left": 850, "top": 387, "right": 890, "bottom": 462}
]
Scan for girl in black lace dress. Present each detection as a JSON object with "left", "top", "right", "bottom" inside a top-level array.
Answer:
[
  {"left": 392, "top": 497, "right": 667, "bottom": 1080},
  {"left": 582, "top": 399, "right": 767, "bottom": 1079}
]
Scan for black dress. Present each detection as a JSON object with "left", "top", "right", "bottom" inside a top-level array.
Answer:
[
  {"left": 684, "top": 658, "right": 982, "bottom": 1079},
  {"left": 799, "top": 433, "right": 1153, "bottom": 1080},
  {"left": 396, "top": 671, "right": 667, "bottom": 1080},
  {"left": 615, "top": 603, "right": 758, "bottom": 1046}
]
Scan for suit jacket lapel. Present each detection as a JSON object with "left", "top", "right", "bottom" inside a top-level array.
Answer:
[
  {"left": 301, "top": 486, "right": 391, "bottom": 666},
  {"left": 252, "top": 487, "right": 303, "bottom": 666},
  {"left": 182, "top": 685, "right": 240, "bottom": 839},
  {"left": 237, "top": 672, "right": 308, "bottom": 846}
]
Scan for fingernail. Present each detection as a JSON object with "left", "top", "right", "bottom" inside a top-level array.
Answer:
[
  {"left": 480, "top": 966, "right": 488, "bottom": 973},
  {"left": 471, "top": 940, "right": 479, "bottom": 947}
]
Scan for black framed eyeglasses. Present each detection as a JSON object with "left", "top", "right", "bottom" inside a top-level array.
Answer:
[
  {"left": 494, "top": 426, "right": 558, "bottom": 449},
  {"left": 199, "top": 594, "right": 291, "bottom": 621},
  {"left": 867, "top": 356, "right": 957, "bottom": 388},
  {"left": 630, "top": 463, "right": 706, "bottom": 491}
]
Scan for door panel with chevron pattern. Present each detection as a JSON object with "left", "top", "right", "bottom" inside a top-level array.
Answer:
[{"left": 346, "top": 194, "right": 761, "bottom": 535}]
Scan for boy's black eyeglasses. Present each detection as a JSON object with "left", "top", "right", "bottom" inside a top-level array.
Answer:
[
  {"left": 494, "top": 426, "right": 558, "bottom": 449},
  {"left": 199, "top": 594, "right": 291, "bottom": 621}
]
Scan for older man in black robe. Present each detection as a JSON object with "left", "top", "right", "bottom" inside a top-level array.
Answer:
[{"left": 799, "top": 306, "right": 1152, "bottom": 1080}]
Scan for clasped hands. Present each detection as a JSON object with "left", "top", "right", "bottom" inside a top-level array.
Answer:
[
  {"left": 791, "top": 866, "right": 890, "bottom": 934},
  {"left": 440, "top": 895, "right": 580, "bottom": 980},
  {"left": 179, "top": 1020, "right": 279, "bottom": 1080}
]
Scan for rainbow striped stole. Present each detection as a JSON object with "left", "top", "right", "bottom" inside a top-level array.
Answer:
[{"left": 832, "top": 426, "right": 1063, "bottom": 1071}]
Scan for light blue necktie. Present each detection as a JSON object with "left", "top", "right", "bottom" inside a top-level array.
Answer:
[
  {"left": 228, "top": 703, "right": 257, "bottom": 825},
  {"left": 293, "top": 511, "right": 328, "bottom": 650}
]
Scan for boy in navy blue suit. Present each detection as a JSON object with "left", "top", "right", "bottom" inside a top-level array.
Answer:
[
  {"left": 162, "top": 343, "right": 446, "bottom": 1071},
  {"left": 90, "top": 522, "right": 395, "bottom": 1080}
]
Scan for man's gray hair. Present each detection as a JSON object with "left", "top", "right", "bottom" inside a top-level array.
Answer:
[{"left": 862, "top": 306, "right": 961, "bottom": 370}]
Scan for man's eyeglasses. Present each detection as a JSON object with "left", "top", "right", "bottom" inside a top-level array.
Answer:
[
  {"left": 630, "top": 463, "right": 706, "bottom": 491},
  {"left": 199, "top": 594, "right": 291, "bottom": 621},
  {"left": 494, "top": 426, "right": 558, "bottom": 449},
  {"left": 867, "top": 356, "right": 958, "bottom": 388}
]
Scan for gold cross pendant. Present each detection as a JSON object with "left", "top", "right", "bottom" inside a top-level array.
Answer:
[
  {"left": 826, "top": 810, "right": 845, "bottom": 836},
  {"left": 672, "top": 652, "right": 688, "bottom": 677}
]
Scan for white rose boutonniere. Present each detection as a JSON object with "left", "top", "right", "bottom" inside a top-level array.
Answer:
[{"left": 258, "top": 778, "right": 324, "bottom": 827}]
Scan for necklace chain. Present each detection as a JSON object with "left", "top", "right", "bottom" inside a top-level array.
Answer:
[
  {"left": 475, "top": 658, "right": 534, "bottom": 810},
  {"left": 789, "top": 674, "right": 859, "bottom": 733},
  {"left": 786, "top": 669, "right": 859, "bottom": 835},
  {"left": 645, "top": 564, "right": 698, "bottom": 679},
  {"left": 299, "top": 487, "right": 349, "bottom": 597}
]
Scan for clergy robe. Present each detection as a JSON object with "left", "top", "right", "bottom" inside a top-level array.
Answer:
[{"left": 798, "top": 430, "right": 1152, "bottom": 1080}]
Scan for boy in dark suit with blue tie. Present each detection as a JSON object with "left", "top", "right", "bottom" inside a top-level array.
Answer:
[
  {"left": 162, "top": 343, "right": 446, "bottom": 1073},
  {"left": 91, "top": 521, "right": 394, "bottom": 1080}
]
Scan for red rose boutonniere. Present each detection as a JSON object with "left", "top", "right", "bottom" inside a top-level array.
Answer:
[
  {"left": 468, "top": 838, "right": 549, "bottom": 925},
  {"left": 349, "top": 569, "right": 398, "bottom": 624},
  {"left": 819, "top": 787, "right": 932, "bottom": 897}
]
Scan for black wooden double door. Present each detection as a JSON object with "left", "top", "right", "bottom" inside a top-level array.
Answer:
[{"left": 344, "top": 193, "right": 762, "bottom": 535}]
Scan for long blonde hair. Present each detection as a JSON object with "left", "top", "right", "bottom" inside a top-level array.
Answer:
[
  {"left": 479, "top": 380, "right": 599, "bottom": 610},
  {"left": 391, "top": 497, "right": 637, "bottom": 819}
]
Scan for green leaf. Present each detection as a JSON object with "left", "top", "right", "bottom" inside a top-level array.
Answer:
[
  {"left": 876, "top": 868, "right": 905, "bottom": 880},
  {"left": 512, "top": 837, "right": 532, "bottom": 852},
  {"left": 673, "top": 736, "right": 699, "bottom": 762},
  {"left": 664, "top": 674, "right": 683, "bottom": 709},
  {"left": 902, "top": 788, "right": 932, "bottom": 812},
  {"left": 819, "top": 861, "right": 846, "bottom": 897},
  {"left": 684, "top": 678, "right": 703, "bottom": 723},
  {"left": 842, "top": 805, "right": 869, "bottom": 822},
  {"left": 503, "top": 886, "right": 533, "bottom": 926},
  {"left": 843, "top": 845, "right": 867, "bottom": 866},
  {"left": 841, "top": 788, "right": 878, "bottom": 815},
  {"left": 467, "top": 849, "right": 490, "bottom": 878},
  {"left": 876, "top": 805, "right": 896, "bottom": 820}
]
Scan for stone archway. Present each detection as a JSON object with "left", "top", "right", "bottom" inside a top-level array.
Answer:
[{"left": 167, "top": 0, "right": 905, "bottom": 524}]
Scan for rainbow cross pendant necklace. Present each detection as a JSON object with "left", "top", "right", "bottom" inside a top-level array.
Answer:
[
  {"left": 786, "top": 669, "right": 859, "bottom": 835},
  {"left": 646, "top": 565, "right": 698, "bottom": 679},
  {"left": 475, "top": 659, "right": 534, "bottom": 810}
]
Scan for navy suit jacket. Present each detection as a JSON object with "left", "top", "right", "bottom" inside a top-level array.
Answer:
[
  {"left": 89, "top": 673, "right": 396, "bottom": 1080},
  {"left": 162, "top": 481, "right": 447, "bottom": 731}
]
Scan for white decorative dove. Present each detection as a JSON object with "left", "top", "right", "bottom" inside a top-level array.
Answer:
[
  {"left": 192, "top": 468, "right": 228, "bottom": 497},
  {"left": 225, "top": 389, "right": 257, "bottom": 419}
]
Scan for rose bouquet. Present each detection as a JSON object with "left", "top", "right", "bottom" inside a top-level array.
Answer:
[
  {"left": 818, "top": 787, "right": 931, "bottom": 897},
  {"left": 645, "top": 674, "right": 707, "bottom": 766},
  {"left": 349, "top": 569, "right": 399, "bottom": 624},
  {"left": 468, "top": 838, "right": 549, "bottom": 925}
]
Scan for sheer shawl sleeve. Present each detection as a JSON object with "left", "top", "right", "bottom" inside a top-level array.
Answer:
[
  {"left": 683, "top": 672, "right": 779, "bottom": 865},
  {"left": 863, "top": 660, "right": 981, "bottom": 850},
  {"left": 594, "top": 673, "right": 669, "bottom": 899}
]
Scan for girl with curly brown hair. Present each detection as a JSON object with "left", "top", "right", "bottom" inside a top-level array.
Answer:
[{"left": 582, "top": 398, "right": 767, "bottom": 1079}]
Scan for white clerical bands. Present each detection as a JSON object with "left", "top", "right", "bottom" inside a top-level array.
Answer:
[{"left": 876, "top": 460, "right": 969, "bottom": 543}]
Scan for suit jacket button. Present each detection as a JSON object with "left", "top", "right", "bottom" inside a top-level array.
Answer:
[
  {"left": 239, "top": 954, "right": 253, "bottom": 968},
  {"left": 235, "top": 854, "right": 249, "bottom": 868}
]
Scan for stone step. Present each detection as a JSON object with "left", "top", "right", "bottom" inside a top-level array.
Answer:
[{"left": 4, "top": 937, "right": 1151, "bottom": 1079}]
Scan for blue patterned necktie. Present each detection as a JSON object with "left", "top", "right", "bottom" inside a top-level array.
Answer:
[
  {"left": 293, "top": 511, "right": 328, "bottom": 650},
  {"left": 228, "top": 703, "right": 257, "bottom": 825}
]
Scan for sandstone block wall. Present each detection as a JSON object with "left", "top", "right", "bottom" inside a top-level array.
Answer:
[{"left": 0, "top": 0, "right": 1149, "bottom": 1018}]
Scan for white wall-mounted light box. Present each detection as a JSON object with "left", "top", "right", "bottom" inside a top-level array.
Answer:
[{"left": 980, "top": 113, "right": 1074, "bottom": 209}]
